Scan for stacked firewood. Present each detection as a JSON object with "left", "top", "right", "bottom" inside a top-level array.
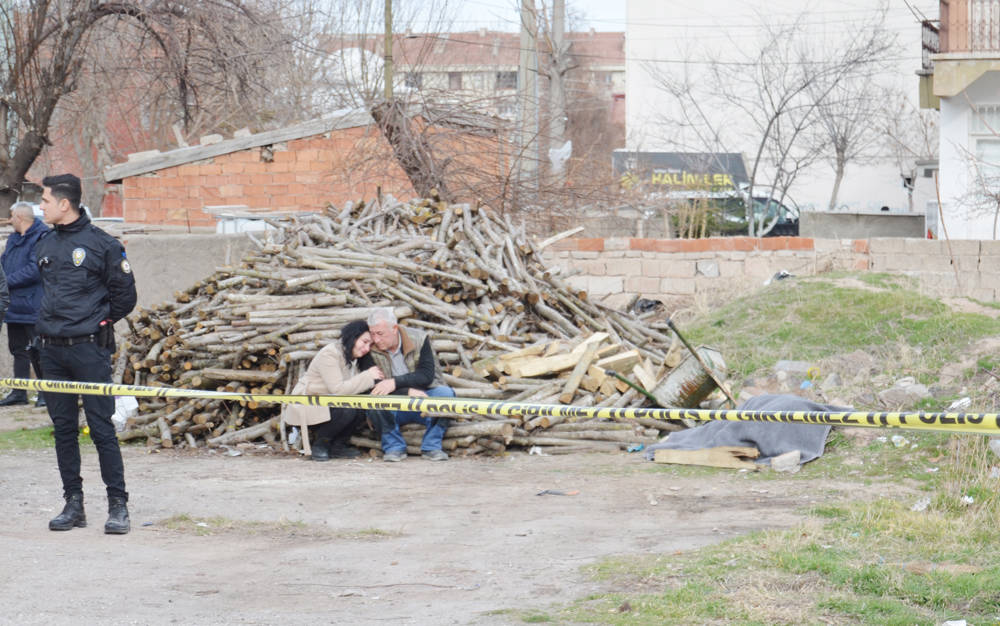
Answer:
[{"left": 119, "top": 196, "right": 691, "bottom": 455}]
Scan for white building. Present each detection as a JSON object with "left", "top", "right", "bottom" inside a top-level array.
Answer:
[
  {"left": 625, "top": 0, "right": 937, "bottom": 215},
  {"left": 924, "top": 0, "right": 1000, "bottom": 239}
]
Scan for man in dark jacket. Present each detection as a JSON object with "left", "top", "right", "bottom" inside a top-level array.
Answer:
[
  {"left": 36, "top": 174, "right": 137, "bottom": 535},
  {"left": 365, "top": 307, "right": 454, "bottom": 462},
  {"left": 0, "top": 202, "right": 48, "bottom": 406}
]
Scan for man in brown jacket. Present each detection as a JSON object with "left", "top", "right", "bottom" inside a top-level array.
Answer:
[{"left": 365, "top": 307, "right": 454, "bottom": 462}]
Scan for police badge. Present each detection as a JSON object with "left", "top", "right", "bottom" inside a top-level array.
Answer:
[{"left": 72, "top": 247, "right": 86, "bottom": 266}]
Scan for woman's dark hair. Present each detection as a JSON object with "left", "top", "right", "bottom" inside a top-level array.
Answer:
[{"left": 340, "top": 319, "right": 369, "bottom": 365}]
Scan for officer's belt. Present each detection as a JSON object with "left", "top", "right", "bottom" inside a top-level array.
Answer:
[{"left": 40, "top": 334, "right": 96, "bottom": 347}]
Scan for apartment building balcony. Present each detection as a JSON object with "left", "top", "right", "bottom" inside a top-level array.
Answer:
[{"left": 924, "top": 0, "right": 1000, "bottom": 104}]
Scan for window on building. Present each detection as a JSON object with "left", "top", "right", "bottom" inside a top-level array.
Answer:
[
  {"left": 496, "top": 71, "right": 517, "bottom": 90},
  {"left": 404, "top": 72, "right": 422, "bottom": 89},
  {"left": 448, "top": 72, "right": 463, "bottom": 90},
  {"left": 971, "top": 104, "right": 1000, "bottom": 197}
]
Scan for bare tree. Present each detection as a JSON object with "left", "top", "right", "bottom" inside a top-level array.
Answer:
[
  {"left": 813, "top": 80, "right": 893, "bottom": 210},
  {"left": 882, "top": 94, "right": 938, "bottom": 213},
  {"left": 646, "top": 5, "right": 896, "bottom": 235},
  {"left": 0, "top": 0, "right": 280, "bottom": 214}
]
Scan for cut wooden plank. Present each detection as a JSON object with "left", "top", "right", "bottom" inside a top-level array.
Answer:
[
  {"left": 559, "top": 342, "right": 602, "bottom": 404},
  {"left": 570, "top": 332, "right": 609, "bottom": 353},
  {"left": 579, "top": 373, "right": 601, "bottom": 393},
  {"left": 632, "top": 362, "right": 658, "bottom": 393},
  {"left": 652, "top": 446, "right": 760, "bottom": 470},
  {"left": 597, "top": 349, "right": 641, "bottom": 374},
  {"left": 587, "top": 365, "right": 608, "bottom": 386},
  {"left": 498, "top": 342, "right": 550, "bottom": 361}
]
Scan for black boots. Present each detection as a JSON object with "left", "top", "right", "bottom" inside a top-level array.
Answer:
[
  {"left": 0, "top": 391, "right": 28, "bottom": 406},
  {"left": 310, "top": 437, "right": 331, "bottom": 461},
  {"left": 329, "top": 441, "right": 362, "bottom": 459},
  {"left": 105, "top": 496, "right": 130, "bottom": 535},
  {"left": 311, "top": 438, "right": 360, "bottom": 461},
  {"left": 49, "top": 493, "right": 86, "bottom": 530}
]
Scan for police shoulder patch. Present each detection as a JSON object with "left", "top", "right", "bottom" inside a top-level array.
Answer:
[{"left": 121, "top": 259, "right": 132, "bottom": 274}]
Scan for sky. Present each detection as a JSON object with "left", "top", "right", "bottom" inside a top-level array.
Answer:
[{"left": 445, "top": 0, "right": 626, "bottom": 32}]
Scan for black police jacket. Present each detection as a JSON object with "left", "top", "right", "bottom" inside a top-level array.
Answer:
[{"left": 35, "top": 213, "right": 137, "bottom": 338}]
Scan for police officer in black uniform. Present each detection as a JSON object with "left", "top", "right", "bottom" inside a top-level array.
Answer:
[{"left": 36, "top": 174, "right": 137, "bottom": 535}]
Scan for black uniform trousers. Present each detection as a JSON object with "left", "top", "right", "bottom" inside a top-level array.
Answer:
[
  {"left": 41, "top": 341, "right": 127, "bottom": 501},
  {"left": 7, "top": 323, "right": 41, "bottom": 381}
]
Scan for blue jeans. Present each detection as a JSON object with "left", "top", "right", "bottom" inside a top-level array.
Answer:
[{"left": 380, "top": 386, "right": 454, "bottom": 453}]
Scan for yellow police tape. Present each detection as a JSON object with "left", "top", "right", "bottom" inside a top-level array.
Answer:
[{"left": 4, "top": 377, "right": 999, "bottom": 435}]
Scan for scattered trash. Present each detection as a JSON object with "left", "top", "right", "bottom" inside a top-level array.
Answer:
[
  {"left": 528, "top": 446, "right": 547, "bottom": 456},
  {"left": 647, "top": 493, "right": 659, "bottom": 506},
  {"left": 911, "top": 497, "right": 931, "bottom": 512},
  {"left": 629, "top": 298, "right": 664, "bottom": 315},
  {"left": 806, "top": 366, "right": 821, "bottom": 381},
  {"left": 141, "top": 521, "right": 154, "bottom": 527},
  {"left": 925, "top": 467, "right": 939, "bottom": 473},
  {"left": 947, "top": 397, "right": 972, "bottom": 411},
  {"left": 111, "top": 396, "right": 139, "bottom": 433},
  {"left": 942, "top": 619, "right": 968, "bottom": 626},
  {"left": 196, "top": 522, "right": 209, "bottom": 527},
  {"left": 961, "top": 495, "right": 974, "bottom": 505},
  {"left": 219, "top": 445, "right": 242, "bottom": 457},
  {"left": 536, "top": 489, "right": 579, "bottom": 496},
  {"left": 763, "top": 269, "right": 793, "bottom": 285},
  {"left": 626, "top": 443, "right": 644, "bottom": 453},
  {"left": 288, "top": 427, "right": 300, "bottom": 446},
  {"left": 876, "top": 436, "right": 888, "bottom": 443},
  {"left": 891, "top": 435, "right": 909, "bottom": 448},
  {"left": 799, "top": 380, "right": 813, "bottom": 390}
]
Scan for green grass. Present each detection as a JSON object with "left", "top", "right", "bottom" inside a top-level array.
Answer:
[
  {"left": 159, "top": 513, "right": 313, "bottom": 537},
  {"left": 556, "top": 499, "right": 1000, "bottom": 624},
  {"left": 683, "top": 276, "right": 1000, "bottom": 380},
  {"left": 516, "top": 274, "right": 1000, "bottom": 623},
  {"left": 0, "top": 426, "right": 93, "bottom": 451}
]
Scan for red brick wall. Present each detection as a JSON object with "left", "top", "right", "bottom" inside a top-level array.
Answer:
[{"left": 120, "top": 126, "right": 416, "bottom": 227}]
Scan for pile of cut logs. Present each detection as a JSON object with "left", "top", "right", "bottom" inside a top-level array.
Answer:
[{"left": 119, "top": 196, "right": 694, "bottom": 455}]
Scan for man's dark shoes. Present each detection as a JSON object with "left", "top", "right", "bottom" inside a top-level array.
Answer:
[
  {"left": 310, "top": 438, "right": 331, "bottom": 462},
  {"left": 49, "top": 493, "right": 86, "bottom": 531},
  {"left": 35, "top": 394, "right": 46, "bottom": 408},
  {"left": 104, "top": 496, "right": 130, "bottom": 535},
  {"left": 0, "top": 392, "right": 28, "bottom": 407},
  {"left": 328, "top": 442, "right": 362, "bottom": 459}
]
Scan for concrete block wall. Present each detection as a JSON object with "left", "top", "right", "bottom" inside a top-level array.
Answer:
[{"left": 542, "top": 236, "right": 986, "bottom": 304}]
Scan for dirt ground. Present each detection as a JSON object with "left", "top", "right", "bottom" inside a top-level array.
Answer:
[{"left": 0, "top": 402, "right": 890, "bottom": 626}]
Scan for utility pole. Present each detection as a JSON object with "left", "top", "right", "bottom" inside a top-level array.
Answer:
[
  {"left": 549, "top": 0, "right": 568, "bottom": 186},
  {"left": 384, "top": 0, "right": 393, "bottom": 102},
  {"left": 517, "top": 0, "right": 538, "bottom": 190}
]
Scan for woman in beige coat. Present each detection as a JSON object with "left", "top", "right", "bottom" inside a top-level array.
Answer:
[{"left": 284, "top": 319, "right": 384, "bottom": 460}]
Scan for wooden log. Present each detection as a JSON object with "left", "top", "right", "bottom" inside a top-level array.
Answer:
[
  {"left": 200, "top": 368, "right": 284, "bottom": 384},
  {"left": 207, "top": 417, "right": 278, "bottom": 447}
]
